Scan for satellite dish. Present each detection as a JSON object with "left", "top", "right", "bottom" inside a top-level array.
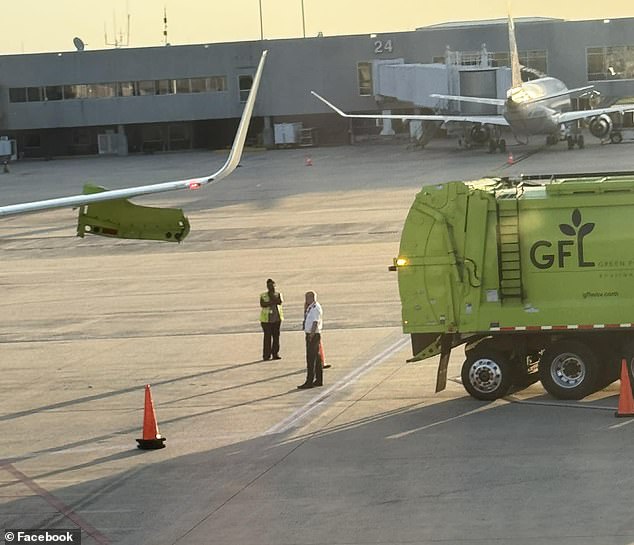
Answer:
[{"left": 73, "top": 37, "right": 85, "bottom": 51}]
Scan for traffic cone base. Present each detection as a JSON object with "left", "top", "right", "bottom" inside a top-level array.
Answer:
[
  {"left": 137, "top": 385, "right": 167, "bottom": 449},
  {"left": 615, "top": 359, "right": 634, "bottom": 418},
  {"left": 136, "top": 436, "right": 166, "bottom": 449}
]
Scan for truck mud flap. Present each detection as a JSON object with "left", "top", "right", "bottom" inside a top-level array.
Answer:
[{"left": 435, "top": 334, "right": 454, "bottom": 393}]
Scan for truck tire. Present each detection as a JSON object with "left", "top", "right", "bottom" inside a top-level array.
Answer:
[
  {"left": 461, "top": 351, "right": 513, "bottom": 400},
  {"left": 539, "top": 340, "right": 599, "bottom": 399}
]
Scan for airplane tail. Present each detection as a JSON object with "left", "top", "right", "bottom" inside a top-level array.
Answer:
[{"left": 508, "top": 14, "right": 522, "bottom": 89}]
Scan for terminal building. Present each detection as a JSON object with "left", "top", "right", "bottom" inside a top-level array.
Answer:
[{"left": 1, "top": 16, "right": 634, "bottom": 158}]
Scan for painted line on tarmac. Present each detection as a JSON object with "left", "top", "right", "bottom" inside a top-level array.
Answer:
[
  {"left": 0, "top": 461, "right": 111, "bottom": 544},
  {"left": 609, "top": 418, "right": 634, "bottom": 429},
  {"left": 506, "top": 396, "right": 616, "bottom": 411},
  {"left": 266, "top": 336, "right": 410, "bottom": 435},
  {"left": 386, "top": 401, "right": 504, "bottom": 439}
]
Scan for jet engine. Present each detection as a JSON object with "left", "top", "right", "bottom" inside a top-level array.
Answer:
[
  {"left": 589, "top": 114, "right": 613, "bottom": 138},
  {"left": 469, "top": 125, "right": 490, "bottom": 144}
]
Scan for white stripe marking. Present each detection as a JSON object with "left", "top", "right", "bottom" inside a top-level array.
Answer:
[
  {"left": 387, "top": 401, "right": 505, "bottom": 439},
  {"left": 266, "top": 337, "right": 409, "bottom": 435},
  {"left": 609, "top": 418, "right": 634, "bottom": 430}
]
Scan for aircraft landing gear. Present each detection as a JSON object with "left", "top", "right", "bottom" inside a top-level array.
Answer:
[
  {"left": 610, "top": 131, "right": 623, "bottom": 144},
  {"left": 488, "top": 138, "right": 507, "bottom": 153},
  {"left": 546, "top": 135, "right": 558, "bottom": 146},
  {"left": 567, "top": 135, "right": 585, "bottom": 149}
]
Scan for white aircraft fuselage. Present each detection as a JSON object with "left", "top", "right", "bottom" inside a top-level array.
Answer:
[{"left": 504, "top": 77, "right": 571, "bottom": 136}]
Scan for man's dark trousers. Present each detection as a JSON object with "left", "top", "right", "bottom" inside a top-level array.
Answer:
[
  {"left": 261, "top": 321, "right": 281, "bottom": 359},
  {"left": 305, "top": 333, "right": 322, "bottom": 384}
]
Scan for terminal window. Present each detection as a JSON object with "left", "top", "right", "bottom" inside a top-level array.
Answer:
[
  {"left": 9, "top": 88, "right": 26, "bottom": 102},
  {"left": 63, "top": 85, "right": 88, "bottom": 99},
  {"left": 358, "top": 62, "right": 372, "bottom": 96},
  {"left": 45, "top": 86, "right": 63, "bottom": 101},
  {"left": 587, "top": 46, "right": 634, "bottom": 81},
  {"left": 27, "top": 87, "right": 42, "bottom": 101},
  {"left": 432, "top": 50, "right": 547, "bottom": 74},
  {"left": 9, "top": 75, "right": 229, "bottom": 103},
  {"left": 87, "top": 83, "right": 116, "bottom": 98},
  {"left": 176, "top": 79, "right": 191, "bottom": 93},
  {"left": 138, "top": 81, "right": 156, "bottom": 96},
  {"left": 156, "top": 80, "right": 175, "bottom": 95},
  {"left": 118, "top": 82, "right": 136, "bottom": 97},
  {"left": 239, "top": 75, "right": 253, "bottom": 103}
]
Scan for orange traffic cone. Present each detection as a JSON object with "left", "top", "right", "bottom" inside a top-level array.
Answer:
[
  {"left": 136, "top": 385, "right": 166, "bottom": 449},
  {"left": 320, "top": 340, "right": 331, "bottom": 369},
  {"left": 615, "top": 359, "right": 634, "bottom": 418},
  {"left": 305, "top": 155, "right": 313, "bottom": 166},
  {"left": 507, "top": 152, "right": 514, "bottom": 165}
]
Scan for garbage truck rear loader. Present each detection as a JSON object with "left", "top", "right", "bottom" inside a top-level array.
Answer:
[{"left": 392, "top": 173, "right": 634, "bottom": 400}]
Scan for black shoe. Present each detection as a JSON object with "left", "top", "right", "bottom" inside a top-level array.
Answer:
[
  {"left": 262, "top": 356, "right": 271, "bottom": 361},
  {"left": 297, "top": 383, "right": 314, "bottom": 389},
  {"left": 312, "top": 381, "right": 323, "bottom": 387},
  {"left": 272, "top": 355, "right": 282, "bottom": 360},
  {"left": 322, "top": 364, "right": 331, "bottom": 369}
]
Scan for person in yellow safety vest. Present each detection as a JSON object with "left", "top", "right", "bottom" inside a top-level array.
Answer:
[{"left": 260, "top": 278, "right": 283, "bottom": 361}]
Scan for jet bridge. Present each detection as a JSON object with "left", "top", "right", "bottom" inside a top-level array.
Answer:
[
  {"left": 372, "top": 59, "right": 511, "bottom": 112},
  {"left": 370, "top": 57, "right": 511, "bottom": 146}
]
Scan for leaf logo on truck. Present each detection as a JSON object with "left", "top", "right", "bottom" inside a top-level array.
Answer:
[{"left": 529, "top": 209, "right": 595, "bottom": 270}]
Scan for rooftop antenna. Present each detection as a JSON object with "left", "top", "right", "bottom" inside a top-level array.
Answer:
[
  {"left": 104, "top": 4, "right": 131, "bottom": 48},
  {"left": 163, "top": 7, "right": 169, "bottom": 46}
]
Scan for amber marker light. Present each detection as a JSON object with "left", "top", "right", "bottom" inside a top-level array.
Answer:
[{"left": 389, "top": 257, "right": 408, "bottom": 271}]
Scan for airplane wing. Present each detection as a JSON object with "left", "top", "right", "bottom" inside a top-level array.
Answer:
[
  {"left": 0, "top": 50, "right": 268, "bottom": 218},
  {"left": 429, "top": 93, "right": 506, "bottom": 107},
  {"left": 311, "top": 91, "right": 509, "bottom": 127},
  {"left": 524, "top": 85, "right": 595, "bottom": 105},
  {"left": 557, "top": 104, "right": 634, "bottom": 124}
]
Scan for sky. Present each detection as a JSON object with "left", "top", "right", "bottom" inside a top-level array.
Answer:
[{"left": 1, "top": 0, "right": 633, "bottom": 54}]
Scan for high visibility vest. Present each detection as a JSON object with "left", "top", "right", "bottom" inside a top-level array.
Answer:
[{"left": 260, "top": 291, "right": 284, "bottom": 322}]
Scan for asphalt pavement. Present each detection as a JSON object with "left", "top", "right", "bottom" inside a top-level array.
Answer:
[{"left": 1, "top": 136, "right": 634, "bottom": 545}]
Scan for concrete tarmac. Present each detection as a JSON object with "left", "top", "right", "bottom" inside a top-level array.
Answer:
[{"left": 1, "top": 136, "right": 634, "bottom": 545}]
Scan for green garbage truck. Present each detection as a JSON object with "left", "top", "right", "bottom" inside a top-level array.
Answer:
[{"left": 391, "top": 172, "right": 634, "bottom": 400}]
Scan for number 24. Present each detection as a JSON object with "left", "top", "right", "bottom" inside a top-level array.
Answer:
[{"left": 374, "top": 39, "right": 393, "bottom": 54}]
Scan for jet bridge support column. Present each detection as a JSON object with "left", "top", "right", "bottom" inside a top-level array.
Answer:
[{"left": 380, "top": 110, "right": 395, "bottom": 136}]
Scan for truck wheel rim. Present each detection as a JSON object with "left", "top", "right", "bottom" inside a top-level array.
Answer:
[
  {"left": 469, "top": 358, "right": 502, "bottom": 393},
  {"left": 551, "top": 352, "right": 586, "bottom": 388}
]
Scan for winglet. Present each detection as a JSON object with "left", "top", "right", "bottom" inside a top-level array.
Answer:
[
  {"left": 0, "top": 51, "right": 268, "bottom": 217},
  {"left": 212, "top": 50, "right": 268, "bottom": 184},
  {"left": 311, "top": 91, "right": 351, "bottom": 118}
]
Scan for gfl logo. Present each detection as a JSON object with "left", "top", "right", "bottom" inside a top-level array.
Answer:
[{"left": 529, "top": 209, "right": 595, "bottom": 270}]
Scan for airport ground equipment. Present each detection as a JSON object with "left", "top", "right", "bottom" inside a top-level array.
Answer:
[
  {"left": 77, "top": 184, "right": 190, "bottom": 242},
  {"left": 391, "top": 172, "right": 634, "bottom": 400}
]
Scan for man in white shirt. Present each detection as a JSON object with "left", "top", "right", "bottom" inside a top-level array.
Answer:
[{"left": 298, "top": 291, "right": 323, "bottom": 389}]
